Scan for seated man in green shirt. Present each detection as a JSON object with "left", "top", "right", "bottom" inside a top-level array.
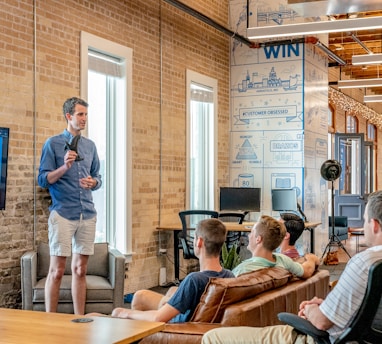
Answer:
[{"left": 232, "top": 215, "right": 319, "bottom": 279}]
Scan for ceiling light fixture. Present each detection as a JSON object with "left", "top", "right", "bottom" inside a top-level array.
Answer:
[
  {"left": 338, "top": 78, "right": 382, "bottom": 89},
  {"left": 364, "top": 95, "right": 382, "bottom": 103},
  {"left": 352, "top": 53, "right": 382, "bottom": 65},
  {"left": 247, "top": 16, "right": 382, "bottom": 40}
]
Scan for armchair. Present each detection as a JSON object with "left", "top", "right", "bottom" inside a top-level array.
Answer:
[
  {"left": 328, "top": 216, "right": 348, "bottom": 242},
  {"left": 21, "top": 242, "right": 125, "bottom": 314}
]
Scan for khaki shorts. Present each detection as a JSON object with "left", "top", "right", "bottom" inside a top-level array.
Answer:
[
  {"left": 201, "top": 325, "right": 315, "bottom": 344},
  {"left": 48, "top": 210, "right": 96, "bottom": 257}
]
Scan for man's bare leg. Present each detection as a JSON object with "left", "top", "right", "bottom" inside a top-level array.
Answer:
[
  {"left": 45, "top": 256, "right": 67, "bottom": 312},
  {"left": 132, "top": 286, "right": 178, "bottom": 310},
  {"left": 158, "top": 286, "right": 178, "bottom": 308},
  {"left": 71, "top": 253, "right": 89, "bottom": 315}
]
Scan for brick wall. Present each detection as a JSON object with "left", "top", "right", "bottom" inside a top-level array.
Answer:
[{"left": 0, "top": 0, "right": 230, "bottom": 307}]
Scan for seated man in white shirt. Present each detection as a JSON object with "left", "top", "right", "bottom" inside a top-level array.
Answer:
[{"left": 202, "top": 190, "right": 382, "bottom": 344}]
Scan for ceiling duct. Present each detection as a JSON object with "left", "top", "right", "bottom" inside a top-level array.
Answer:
[
  {"left": 162, "top": 0, "right": 254, "bottom": 47},
  {"left": 164, "top": 0, "right": 345, "bottom": 64}
]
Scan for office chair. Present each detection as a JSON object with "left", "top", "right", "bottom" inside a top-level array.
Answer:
[
  {"left": 218, "top": 211, "right": 246, "bottom": 250},
  {"left": 178, "top": 210, "right": 219, "bottom": 259},
  {"left": 278, "top": 259, "right": 382, "bottom": 344}
]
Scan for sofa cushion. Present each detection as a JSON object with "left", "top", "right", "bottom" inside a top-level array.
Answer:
[
  {"left": 37, "top": 242, "right": 109, "bottom": 278},
  {"left": 191, "top": 267, "right": 292, "bottom": 323},
  {"left": 33, "top": 275, "right": 114, "bottom": 302}
]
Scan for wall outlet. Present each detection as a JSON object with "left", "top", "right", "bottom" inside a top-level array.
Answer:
[{"left": 159, "top": 248, "right": 167, "bottom": 254}]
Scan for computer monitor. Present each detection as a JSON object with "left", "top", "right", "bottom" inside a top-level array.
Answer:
[
  {"left": 219, "top": 187, "right": 261, "bottom": 212},
  {"left": 271, "top": 188, "right": 298, "bottom": 212}
]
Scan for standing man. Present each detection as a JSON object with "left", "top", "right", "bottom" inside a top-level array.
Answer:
[{"left": 38, "top": 97, "right": 102, "bottom": 315}]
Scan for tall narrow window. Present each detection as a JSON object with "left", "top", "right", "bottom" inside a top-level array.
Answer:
[
  {"left": 328, "top": 104, "right": 335, "bottom": 159},
  {"left": 346, "top": 114, "right": 358, "bottom": 133},
  {"left": 186, "top": 70, "right": 217, "bottom": 211},
  {"left": 81, "top": 32, "right": 132, "bottom": 257},
  {"left": 366, "top": 122, "right": 377, "bottom": 193}
]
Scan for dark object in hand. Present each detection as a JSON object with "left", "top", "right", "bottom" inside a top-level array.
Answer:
[{"left": 65, "top": 135, "right": 84, "bottom": 161}]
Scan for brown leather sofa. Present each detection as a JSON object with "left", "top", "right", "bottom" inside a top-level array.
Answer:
[{"left": 140, "top": 267, "right": 330, "bottom": 344}]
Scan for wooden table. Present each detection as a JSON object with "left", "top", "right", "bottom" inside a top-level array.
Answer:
[
  {"left": 0, "top": 308, "right": 165, "bottom": 344},
  {"left": 157, "top": 221, "right": 321, "bottom": 281}
]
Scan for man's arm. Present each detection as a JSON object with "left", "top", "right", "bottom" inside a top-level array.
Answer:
[
  {"left": 301, "top": 253, "right": 320, "bottom": 279},
  {"left": 89, "top": 143, "right": 102, "bottom": 190},
  {"left": 44, "top": 148, "right": 77, "bottom": 185},
  {"left": 111, "top": 303, "right": 179, "bottom": 323},
  {"left": 300, "top": 301, "right": 334, "bottom": 331}
]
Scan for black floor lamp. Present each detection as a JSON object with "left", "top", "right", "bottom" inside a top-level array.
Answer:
[{"left": 320, "top": 159, "right": 352, "bottom": 260}]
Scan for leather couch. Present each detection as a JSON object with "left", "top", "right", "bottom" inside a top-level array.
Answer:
[
  {"left": 140, "top": 267, "right": 330, "bottom": 344},
  {"left": 21, "top": 242, "right": 125, "bottom": 314}
]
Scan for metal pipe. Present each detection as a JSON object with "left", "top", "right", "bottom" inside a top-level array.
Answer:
[
  {"left": 33, "top": 0, "right": 37, "bottom": 250},
  {"left": 315, "top": 41, "right": 346, "bottom": 65},
  {"left": 350, "top": 33, "right": 374, "bottom": 55},
  {"left": 162, "top": 0, "right": 254, "bottom": 47}
]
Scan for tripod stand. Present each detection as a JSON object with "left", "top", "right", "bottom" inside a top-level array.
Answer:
[{"left": 321, "top": 179, "right": 352, "bottom": 260}]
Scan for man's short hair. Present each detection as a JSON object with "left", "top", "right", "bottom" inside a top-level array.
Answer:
[
  {"left": 195, "top": 219, "right": 227, "bottom": 257},
  {"left": 256, "top": 215, "right": 286, "bottom": 251},
  {"left": 280, "top": 213, "right": 305, "bottom": 245},
  {"left": 366, "top": 191, "right": 382, "bottom": 225},
  {"left": 63, "top": 97, "right": 88, "bottom": 120}
]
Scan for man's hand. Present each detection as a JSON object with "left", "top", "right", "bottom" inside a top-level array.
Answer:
[
  {"left": 298, "top": 296, "right": 333, "bottom": 330},
  {"left": 305, "top": 253, "right": 321, "bottom": 267},
  {"left": 79, "top": 176, "right": 96, "bottom": 189},
  {"left": 301, "top": 254, "right": 321, "bottom": 278},
  {"left": 298, "top": 296, "right": 323, "bottom": 318},
  {"left": 111, "top": 307, "right": 130, "bottom": 318},
  {"left": 46, "top": 150, "right": 77, "bottom": 185},
  {"left": 64, "top": 150, "right": 77, "bottom": 169}
]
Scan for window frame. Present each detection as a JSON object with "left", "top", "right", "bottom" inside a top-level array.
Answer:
[
  {"left": 80, "top": 31, "right": 133, "bottom": 259},
  {"left": 186, "top": 69, "right": 218, "bottom": 210},
  {"left": 346, "top": 113, "right": 358, "bottom": 133}
]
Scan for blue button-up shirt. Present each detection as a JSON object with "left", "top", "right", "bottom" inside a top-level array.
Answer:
[{"left": 38, "top": 129, "right": 102, "bottom": 221}]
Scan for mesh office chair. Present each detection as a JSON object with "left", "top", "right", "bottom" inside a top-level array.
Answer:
[
  {"left": 278, "top": 259, "right": 382, "bottom": 344},
  {"left": 178, "top": 210, "right": 219, "bottom": 259},
  {"left": 218, "top": 211, "right": 246, "bottom": 250}
]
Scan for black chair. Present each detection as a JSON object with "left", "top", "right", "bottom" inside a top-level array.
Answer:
[
  {"left": 278, "top": 259, "right": 382, "bottom": 344},
  {"left": 218, "top": 211, "right": 246, "bottom": 250},
  {"left": 178, "top": 210, "right": 219, "bottom": 259}
]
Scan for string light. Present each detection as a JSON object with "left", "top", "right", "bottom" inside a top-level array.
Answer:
[{"left": 329, "top": 87, "right": 382, "bottom": 129}]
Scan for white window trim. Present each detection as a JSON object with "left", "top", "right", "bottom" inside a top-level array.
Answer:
[
  {"left": 80, "top": 31, "right": 133, "bottom": 260},
  {"left": 186, "top": 69, "right": 218, "bottom": 209}
]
